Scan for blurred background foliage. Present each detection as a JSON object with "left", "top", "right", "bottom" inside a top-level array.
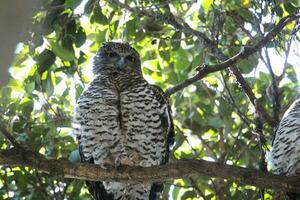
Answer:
[{"left": 0, "top": 0, "right": 299, "bottom": 199}]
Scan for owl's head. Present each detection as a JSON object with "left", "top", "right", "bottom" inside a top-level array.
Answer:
[{"left": 93, "top": 42, "right": 141, "bottom": 75}]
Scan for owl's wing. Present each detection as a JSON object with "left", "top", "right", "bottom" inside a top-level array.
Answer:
[
  {"left": 78, "top": 145, "right": 114, "bottom": 200},
  {"left": 148, "top": 85, "right": 175, "bottom": 199},
  {"left": 150, "top": 84, "right": 175, "bottom": 163},
  {"left": 270, "top": 98, "right": 300, "bottom": 176},
  {"left": 74, "top": 92, "right": 113, "bottom": 200}
]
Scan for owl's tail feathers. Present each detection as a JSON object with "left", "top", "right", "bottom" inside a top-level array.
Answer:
[
  {"left": 287, "top": 192, "right": 300, "bottom": 200},
  {"left": 86, "top": 181, "right": 114, "bottom": 200},
  {"left": 78, "top": 145, "right": 114, "bottom": 200},
  {"left": 149, "top": 182, "right": 164, "bottom": 200}
]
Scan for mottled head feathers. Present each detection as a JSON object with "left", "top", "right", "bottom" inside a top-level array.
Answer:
[{"left": 93, "top": 42, "right": 141, "bottom": 74}]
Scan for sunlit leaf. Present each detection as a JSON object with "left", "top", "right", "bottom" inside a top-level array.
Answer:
[
  {"left": 49, "top": 41, "right": 75, "bottom": 61},
  {"left": 36, "top": 49, "right": 56, "bottom": 74}
]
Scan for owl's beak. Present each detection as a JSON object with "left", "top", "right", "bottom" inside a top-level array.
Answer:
[{"left": 116, "top": 57, "right": 125, "bottom": 71}]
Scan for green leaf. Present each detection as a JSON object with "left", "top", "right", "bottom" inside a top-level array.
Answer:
[
  {"left": 208, "top": 116, "right": 224, "bottom": 128},
  {"left": 286, "top": 65, "right": 298, "bottom": 82},
  {"left": 62, "top": 35, "right": 75, "bottom": 52},
  {"left": 181, "top": 190, "right": 198, "bottom": 199},
  {"left": 202, "top": 0, "right": 213, "bottom": 12},
  {"left": 75, "top": 27, "right": 86, "bottom": 47},
  {"left": 16, "top": 133, "right": 29, "bottom": 143},
  {"left": 124, "top": 19, "right": 137, "bottom": 38},
  {"left": 37, "top": 49, "right": 56, "bottom": 74},
  {"left": 237, "top": 53, "right": 258, "bottom": 74},
  {"left": 75, "top": 84, "right": 84, "bottom": 100},
  {"left": 49, "top": 41, "right": 75, "bottom": 61},
  {"left": 66, "top": 20, "right": 77, "bottom": 35},
  {"left": 291, "top": 0, "right": 299, "bottom": 6},
  {"left": 274, "top": 5, "right": 283, "bottom": 17},
  {"left": 25, "top": 81, "right": 35, "bottom": 94},
  {"left": 224, "top": 17, "right": 237, "bottom": 34},
  {"left": 159, "top": 50, "right": 170, "bottom": 61},
  {"left": 237, "top": 9, "right": 253, "bottom": 21},
  {"left": 91, "top": 4, "right": 108, "bottom": 25},
  {"left": 42, "top": 11, "right": 59, "bottom": 35},
  {"left": 45, "top": 72, "right": 54, "bottom": 96},
  {"left": 78, "top": 51, "right": 87, "bottom": 64},
  {"left": 171, "top": 31, "right": 181, "bottom": 50},
  {"left": 191, "top": 54, "right": 203, "bottom": 69},
  {"left": 31, "top": 34, "right": 44, "bottom": 49},
  {"left": 0, "top": 87, "right": 12, "bottom": 102},
  {"left": 84, "top": 0, "right": 95, "bottom": 14},
  {"left": 69, "top": 149, "right": 81, "bottom": 162},
  {"left": 284, "top": 2, "right": 297, "bottom": 14},
  {"left": 172, "top": 185, "right": 180, "bottom": 200},
  {"left": 198, "top": 6, "right": 206, "bottom": 23},
  {"left": 64, "top": 0, "right": 80, "bottom": 8},
  {"left": 20, "top": 97, "right": 34, "bottom": 118}
]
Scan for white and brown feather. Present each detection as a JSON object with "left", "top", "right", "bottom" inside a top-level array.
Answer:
[
  {"left": 73, "top": 42, "right": 174, "bottom": 200},
  {"left": 269, "top": 98, "right": 300, "bottom": 176}
]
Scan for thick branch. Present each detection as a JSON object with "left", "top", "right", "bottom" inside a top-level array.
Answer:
[{"left": 1, "top": 148, "right": 300, "bottom": 193}]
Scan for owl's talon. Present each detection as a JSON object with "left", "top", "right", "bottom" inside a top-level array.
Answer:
[
  {"left": 114, "top": 157, "right": 121, "bottom": 169},
  {"left": 100, "top": 163, "right": 108, "bottom": 170}
]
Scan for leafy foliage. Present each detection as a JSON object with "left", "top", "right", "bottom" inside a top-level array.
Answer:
[{"left": 0, "top": 0, "right": 299, "bottom": 199}]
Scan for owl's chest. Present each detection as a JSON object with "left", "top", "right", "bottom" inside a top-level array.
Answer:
[
  {"left": 119, "top": 86, "right": 164, "bottom": 134},
  {"left": 121, "top": 86, "right": 162, "bottom": 114}
]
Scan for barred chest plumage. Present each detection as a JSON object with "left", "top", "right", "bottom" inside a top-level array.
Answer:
[{"left": 76, "top": 74, "right": 167, "bottom": 167}]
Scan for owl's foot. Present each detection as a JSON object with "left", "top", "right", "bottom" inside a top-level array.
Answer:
[
  {"left": 100, "top": 157, "right": 115, "bottom": 169},
  {"left": 114, "top": 156, "right": 135, "bottom": 167},
  {"left": 119, "top": 152, "right": 142, "bottom": 166},
  {"left": 120, "top": 158, "right": 135, "bottom": 166},
  {"left": 114, "top": 157, "right": 121, "bottom": 169},
  {"left": 99, "top": 163, "right": 108, "bottom": 169}
]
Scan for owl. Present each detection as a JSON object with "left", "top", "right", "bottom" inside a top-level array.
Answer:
[
  {"left": 269, "top": 98, "right": 300, "bottom": 199},
  {"left": 73, "top": 42, "right": 174, "bottom": 200}
]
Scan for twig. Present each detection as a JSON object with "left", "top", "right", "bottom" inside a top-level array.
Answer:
[
  {"left": 174, "top": 125, "right": 200, "bottom": 158},
  {"left": 264, "top": 48, "right": 281, "bottom": 122},
  {"left": 0, "top": 123, "right": 20, "bottom": 148},
  {"left": 233, "top": 135, "right": 256, "bottom": 165},
  {"left": 226, "top": 66, "right": 276, "bottom": 126},
  {"left": 220, "top": 72, "right": 253, "bottom": 127}
]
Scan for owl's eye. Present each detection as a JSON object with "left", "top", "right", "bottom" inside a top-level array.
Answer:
[
  {"left": 107, "top": 52, "right": 118, "bottom": 57},
  {"left": 126, "top": 55, "right": 136, "bottom": 62}
]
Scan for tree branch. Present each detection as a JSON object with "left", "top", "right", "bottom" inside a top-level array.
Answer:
[
  {"left": 0, "top": 148, "right": 299, "bottom": 193},
  {"left": 165, "top": 12, "right": 299, "bottom": 97},
  {"left": 0, "top": 123, "right": 20, "bottom": 148},
  {"left": 112, "top": 0, "right": 298, "bottom": 126}
]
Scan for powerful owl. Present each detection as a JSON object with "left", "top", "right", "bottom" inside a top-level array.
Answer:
[
  {"left": 73, "top": 42, "right": 174, "bottom": 200},
  {"left": 269, "top": 98, "right": 300, "bottom": 199}
]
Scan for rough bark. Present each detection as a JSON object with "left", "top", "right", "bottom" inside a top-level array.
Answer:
[{"left": 0, "top": 148, "right": 299, "bottom": 193}]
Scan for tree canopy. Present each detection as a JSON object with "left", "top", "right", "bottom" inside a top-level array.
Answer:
[{"left": 0, "top": 0, "right": 300, "bottom": 199}]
